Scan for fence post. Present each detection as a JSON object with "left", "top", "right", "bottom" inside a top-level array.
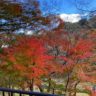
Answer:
[
  {"left": 19, "top": 93, "right": 22, "bottom": 96},
  {"left": 2, "top": 91, "right": 5, "bottom": 96},
  {"left": 11, "top": 92, "right": 13, "bottom": 96}
]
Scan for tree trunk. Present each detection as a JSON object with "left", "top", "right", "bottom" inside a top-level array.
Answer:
[
  {"left": 73, "top": 81, "right": 80, "bottom": 96},
  {"left": 29, "top": 79, "right": 34, "bottom": 91},
  {"left": 2, "top": 91, "right": 5, "bottom": 96},
  {"left": 65, "top": 73, "right": 70, "bottom": 96},
  {"left": 37, "top": 85, "right": 44, "bottom": 92},
  {"left": 8, "top": 77, "right": 11, "bottom": 96},
  {"left": 47, "top": 77, "right": 51, "bottom": 93},
  {"left": 52, "top": 88, "right": 55, "bottom": 94}
]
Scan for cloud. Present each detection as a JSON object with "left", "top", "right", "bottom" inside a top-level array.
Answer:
[{"left": 59, "top": 14, "right": 81, "bottom": 23}]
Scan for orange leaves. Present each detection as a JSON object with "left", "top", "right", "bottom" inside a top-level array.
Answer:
[
  {"left": 76, "top": 62, "right": 96, "bottom": 84},
  {"left": 74, "top": 39, "right": 94, "bottom": 53},
  {"left": 2, "top": 36, "right": 54, "bottom": 80},
  {"left": 78, "top": 52, "right": 93, "bottom": 59},
  {"left": 77, "top": 67, "right": 89, "bottom": 81},
  {"left": 69, "top": 39, "right": 95, "bottom": 60},
  {"left": 42, "top": 29, "right": 95, "bottom": 82},
  {"left": 15, "top": 36, "right": 46, "bottom": 57},
  {"left": 13, "top": 64, "right": 26, "bottom": 71},
  {"left": 0, "top": 27, "right": 95, "bottom": 91}
]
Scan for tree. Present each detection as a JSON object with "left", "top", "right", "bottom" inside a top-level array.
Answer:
[
  {"left": 0, "top": 0, "right": 61, "bottom": 34},
  {"left": 0, "top": 35, "right": 53, "bottom": 91},
  {"left": 41, "top": 27, "right": 95, "bottom": 95},
  {"left": 63, "top": 32, "right": 95, "bottom": 96},
  {"left": 0, "top": 0, "right": 40, "bottom": 33}
]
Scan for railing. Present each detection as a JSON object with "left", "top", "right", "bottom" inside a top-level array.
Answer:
[{"left": 0, "top": 87, "right": 57, "bottom": 96}]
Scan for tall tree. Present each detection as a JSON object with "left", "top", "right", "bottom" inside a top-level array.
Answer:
[
  {"left": 0, "top": 0, "right": 40, "bottom": 33},
  {"left": 0, "top": 0, "right": 61, "bottom": 34},
  {"left": 0, "top": 35, "right": 53, "bottom": 91}
]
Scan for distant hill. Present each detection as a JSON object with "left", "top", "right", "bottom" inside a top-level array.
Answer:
[{"left": 59, "top": 14, "right": 96, "bottom": 32}]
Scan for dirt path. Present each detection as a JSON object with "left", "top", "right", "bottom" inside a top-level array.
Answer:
[{"left": 76, "top": 93, "right": 89, "bottom": 96}]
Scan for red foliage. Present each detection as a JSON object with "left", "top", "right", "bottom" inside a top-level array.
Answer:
[{"left": 1, "top": 36, "right": 54, "bottom": 80}]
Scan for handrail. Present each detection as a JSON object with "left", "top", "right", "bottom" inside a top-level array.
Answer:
[{"left": 0, "top": 87, "right": 57, "bottom": 96}]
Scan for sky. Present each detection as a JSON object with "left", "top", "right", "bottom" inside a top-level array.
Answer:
[
  {"left": 18, "top": 0, "right": 96, "bottom": 14},
  {"left": 38, "top": 0, "right": 96, "bottom": 14},
  {"left": 39, "top": 0, "right": 77, "bottom": 14},
  {"left": 15, "top": 0, "right": 96, "bottom": 23}
]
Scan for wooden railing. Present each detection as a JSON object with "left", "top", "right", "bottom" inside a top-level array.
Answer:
[{"left": 0, "top": 87, "right": 57, "bottom": 96}]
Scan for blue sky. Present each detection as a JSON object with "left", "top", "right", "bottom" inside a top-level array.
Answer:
[
  {"left": 38, "top": 0, "right": 96, "bottom": 14},
  {"left": 19, "top": 0, "right": 96, "bottom": 14},
  {"left": 38, "top": 0, "right": 77, "bottom": 14}
]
